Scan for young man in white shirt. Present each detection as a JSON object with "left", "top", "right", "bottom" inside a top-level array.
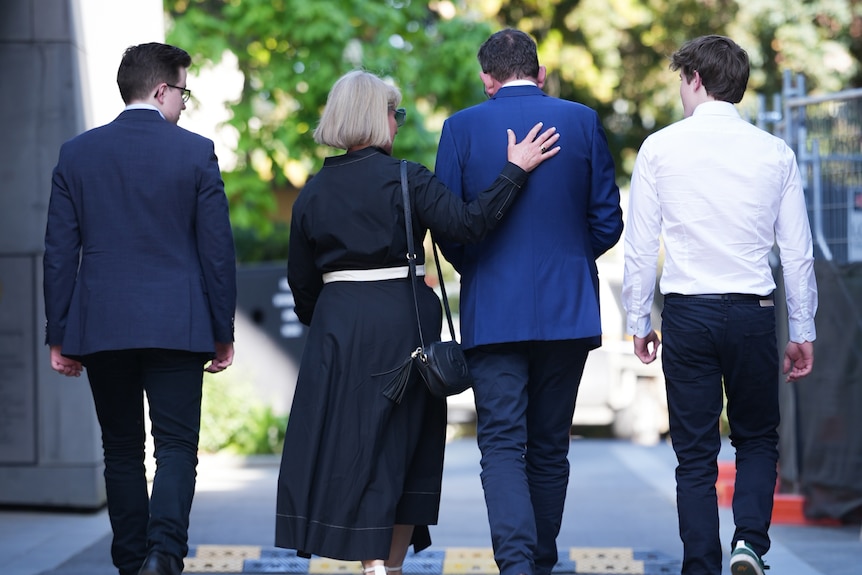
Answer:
[{"left": 621, "top": 35, "right": 817, "bottom": 575}]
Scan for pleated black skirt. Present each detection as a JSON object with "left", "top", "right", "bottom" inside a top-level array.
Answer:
[{"left": 275, "top": 276, "right": 447, "bottom": 560}]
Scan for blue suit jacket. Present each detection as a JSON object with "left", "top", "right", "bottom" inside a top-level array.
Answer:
[
  {"left": 44, "top": 109, "right": 237, "bottom": 357},
  {"left": 435, "top": 85, "right": 623, "bottom": 349}
]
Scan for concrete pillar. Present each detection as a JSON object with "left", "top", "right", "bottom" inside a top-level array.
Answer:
[{"left": 0, "top": 0, "right": 162, "bottom": 509}]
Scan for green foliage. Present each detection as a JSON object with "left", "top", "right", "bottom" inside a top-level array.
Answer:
[
  {"left": 493, "top": 0, "right": 861, "bottom": 182},
  {"left": 221, "top": 169, "right": 278, "bottom": 233},
  {"left": 232, "top": 221, "right": 290, "bottom": 263},
  {"left": 731, "top": 0, "right": 858, "bottom": 93},
  {"left": 165, "top": 0, "right": 862, "bottom": 233},
  {"left": 165, "top": 0, "right": 493, "bottom": 246},
  {"left": 199, "top": 371, "right": 287, "bottom": 455}
]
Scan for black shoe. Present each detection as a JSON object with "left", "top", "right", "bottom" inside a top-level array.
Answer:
[{"left": 138, "top": 550, "right": 182, "bottom": 575}]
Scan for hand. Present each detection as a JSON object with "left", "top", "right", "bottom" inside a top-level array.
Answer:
[
  {"left": 783, "top": 340, "right": 814, "bottom": 382},
  {"left": 206, "top": 342, "right": 235, "bottom": 373},
  {"left": 50, "top": 345, "right": 83, "bottom": 377},
  {"left": 633, "top": 331, "right": 661, "bottom": 364},
  {"left": 507, "top": 122, "right": 560, "bottom": 172}
]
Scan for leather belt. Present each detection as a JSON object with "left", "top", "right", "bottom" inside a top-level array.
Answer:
[
  {"left": 322, "top": 265, "right": 425, "bottom": 284},
  {"left": 665, "top": 293, "right": 773, "bottom": 302}
]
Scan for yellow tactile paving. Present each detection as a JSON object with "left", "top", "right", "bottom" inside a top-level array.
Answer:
[
  {"left": 570, "top": 547, "right": 634, "bottom": 561},
  {"left": 184, "top": 556, "right": 246, "bottom": 573},
  {"left": 309, "top": 557, "right": 364, "bottom": 574},
  {"left": 183, "top": 546, "right": 676, "bottom": 574},
  {"left": 192, "top": 545, "right": 263, "bottom": 559},
  {"left": 441, "top": 547, "right": 498, "bottom": 574},
  {"left": 184, "top": 546, "right": 262, "bottom": 574},
  {"left": 569, "top": 548, "right": 644, "bottom": 574}
]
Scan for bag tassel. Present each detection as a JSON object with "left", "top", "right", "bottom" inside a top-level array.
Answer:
[{"left": 378, "top": 347, "right": 422, "bottom": 404}]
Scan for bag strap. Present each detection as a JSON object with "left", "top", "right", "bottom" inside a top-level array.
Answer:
[
  {"left": 399, "top": 160, "right": 459, "bottom": 345},
  {"left": 431, "top": 240, "right": 458, "bottom": 341},
  {"left": 400, "top": 160, "right": 427, "bottom": 352}
]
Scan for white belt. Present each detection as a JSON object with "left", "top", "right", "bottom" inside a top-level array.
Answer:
[{"left": 322, "top": 265, "right": 425, "bottom": 284}]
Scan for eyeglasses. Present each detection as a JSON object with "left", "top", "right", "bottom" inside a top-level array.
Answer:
[
  {"left": 394, "top": 107, "right": 406, "bottom": 127},
  {"left": 164, "top": 83, "right": 191, "bottom": 103}
]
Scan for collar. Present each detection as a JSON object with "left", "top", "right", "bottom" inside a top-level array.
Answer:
[
  {"left": 324, "top": 146, "right": 386, "bottom": 166},
  {"left": 124, "top": 103, "right": 165, "bottom": 121},
  {"left": 691, "top": 100, "right": 740, "bottom": 118},
  {"left": 501, "top": 79, "right": 538, "bottom": 88},
  {"left": 492, "top": 84, "right": 545, "bottom": 100}
]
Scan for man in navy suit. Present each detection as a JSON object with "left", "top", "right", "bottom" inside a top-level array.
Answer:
[
  {"left": 43, "top": 42, "right": 236, "bottom": 575},
  {"left": 435, "top": 29, "right": 623, "bottom": 575}
]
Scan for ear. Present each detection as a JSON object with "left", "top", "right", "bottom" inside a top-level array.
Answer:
[
  {"left": 536, "top": 65, "right": 547, "bottom": 89},
  {"left": 692, "top": 70, "right": 704, "bottom": 92},
  {"left": 153, "top": 83, "right": 166, "bottom": 103},
  {"left": 480, "top": 71, "right": 497, "bottom": 96}
]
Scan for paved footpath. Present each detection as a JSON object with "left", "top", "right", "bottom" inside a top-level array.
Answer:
[{"left": 2, "top": 437, "right": 860, "bottom": 575}]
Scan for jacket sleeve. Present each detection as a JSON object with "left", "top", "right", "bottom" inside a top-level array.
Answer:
[
  {"left": 43, "top": 147, "right": 82, "bottom": 346},
  {"left": 195, "top": 141, "right": 237, "bottom": 343},
  {"left": 412, "top": 160, "right": 529, "bottom": 247},
  {"left": 286, "top": 207, "right": 323, "bottom": 326},
  {"left": 433, "top": 121, "right": 467, "bottom": 270},
  {"left": 587, "top": 113, "right": 624, "bottom": 259}
]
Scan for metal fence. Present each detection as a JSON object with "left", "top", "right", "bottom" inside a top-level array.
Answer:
[
  {"left": 759, "top": 73, "right": 862, "bottom": 520},
  {"left": 759, "top": 71, "right": 862, "bottom": 264}
]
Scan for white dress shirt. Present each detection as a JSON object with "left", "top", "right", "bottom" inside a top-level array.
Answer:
[
  {"left": 125, "top": 103, "right": 165, "bottom": 120},
  {"left": 622, "top": 101, "right": 818, "bottom": 343}
]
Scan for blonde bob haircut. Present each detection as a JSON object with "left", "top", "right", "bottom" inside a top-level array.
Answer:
[{"left": 314, "top": 70, "right": 402, "bottom": 150}]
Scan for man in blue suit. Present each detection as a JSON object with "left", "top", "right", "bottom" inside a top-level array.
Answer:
[
  {"left": 435, "top": 29, "right": 623, "bottom": 575},
  {"left": 43, "top": 42, "right": 236, "bottom": 575}
]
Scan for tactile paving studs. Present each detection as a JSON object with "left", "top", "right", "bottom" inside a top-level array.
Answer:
[
  {"left": 191, "top": 545, "right": 263, "bottom": 560},
  {"left": 442, "top": 548, "right": 498, "bottom": 574},
  {"left": 179, "top": 545, "right": 678, "bottom": 574},
  {"left": 309, "top": 557, "right": 361, "bottom": 574},
  {"left": 244, "top": 556, "right": 312, "bottom": 573},
  {"left": 569, "top": 548, "right": 645, "bottom": 574},
  {"left": 404, "top": 549, "right": 446, "bottom": 574},
  {"left": 184, "top": 545, "right": 261, "bottom": 573}
]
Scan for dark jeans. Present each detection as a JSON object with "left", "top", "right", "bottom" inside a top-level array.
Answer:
[
  {"left": 83, "top": 348, "right": 207, "bottom": 575},
  {"left": 467, "top": 339, "right": 590, "bottom": 575},
  {"left": 661, "top": 297, "right": 779, "bottom": 575}
]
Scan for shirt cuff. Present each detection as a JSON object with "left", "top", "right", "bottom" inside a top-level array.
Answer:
[
  {"left": 626, "top": 314, "right": 653, "bottom": 339},
  {"left": 789, "top": 319, "right": 817, "bottom": 344},
  {"left": 501, "top": 162, "right": 529, "bottom": 187}
]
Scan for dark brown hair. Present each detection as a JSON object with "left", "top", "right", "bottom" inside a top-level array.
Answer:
[
  {"left": 670, "top": 35, "right": 749, "bottom": 103},
  {"left": 478, "top": 28, "right": 540, "bottom": 83},
  {"left": 117, "top": 42, "right": 192, "bottom": 104}
]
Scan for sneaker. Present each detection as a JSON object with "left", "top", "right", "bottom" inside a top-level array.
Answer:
[{"left": 730, "top": 540, "right": 769, "bottom": 575}]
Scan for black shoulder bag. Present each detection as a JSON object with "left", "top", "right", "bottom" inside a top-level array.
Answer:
[{"left": 381, "top": 160, "right": 474, "bottom": 403}]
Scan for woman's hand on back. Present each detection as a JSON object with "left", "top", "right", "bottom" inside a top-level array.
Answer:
[{"left": 507, "top": 122, "right": 560, "bottom": 172}]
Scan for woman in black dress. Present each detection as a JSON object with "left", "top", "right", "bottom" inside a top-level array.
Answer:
[{"left": 275, "top": 70, "right": 559, "bottom": 575}]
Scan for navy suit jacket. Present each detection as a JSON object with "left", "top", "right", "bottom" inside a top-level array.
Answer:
[
  {"left": 435, "top": 85, "right": 623, "bottom": 349},
  {"left": 44, "top": 109, "right": 236, "bottom": 357}
]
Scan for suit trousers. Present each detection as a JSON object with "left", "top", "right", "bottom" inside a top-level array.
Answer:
[
  {"left": 660, "top": 297, "right": 779, "bottom": 575},
  {"left": 467, "top": 340, "right": 590, "bottom": 575},
  {"left": 84, "top": 348, "right": 208, "bottom": 575}
]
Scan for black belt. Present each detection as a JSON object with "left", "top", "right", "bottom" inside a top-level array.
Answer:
[{"left": 665, "top": 293, "right": 773, "bottom": 302}]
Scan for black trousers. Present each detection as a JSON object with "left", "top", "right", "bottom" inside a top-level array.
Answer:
[
  {"left": 467, "top": 339, "right": 591, "bottom": 575},
  {"left": 83, "top": 349, "right": 208, "bottom": 575},
  {"left": 661, "top": 296, "right": 779, "bottom": 575}
]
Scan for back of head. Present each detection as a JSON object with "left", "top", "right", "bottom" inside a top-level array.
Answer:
[
  {"left": 117, "top": 42, "right": 192, "bottom": 104},
  {"left": 478, "top": 28, "right": 540, "bottom": 83},
  {"left": 314, "top": 70, "right": 401, "bottom": 150},
  {"left": 670, "top": 35, "right": 749, "bottom": 103}
]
